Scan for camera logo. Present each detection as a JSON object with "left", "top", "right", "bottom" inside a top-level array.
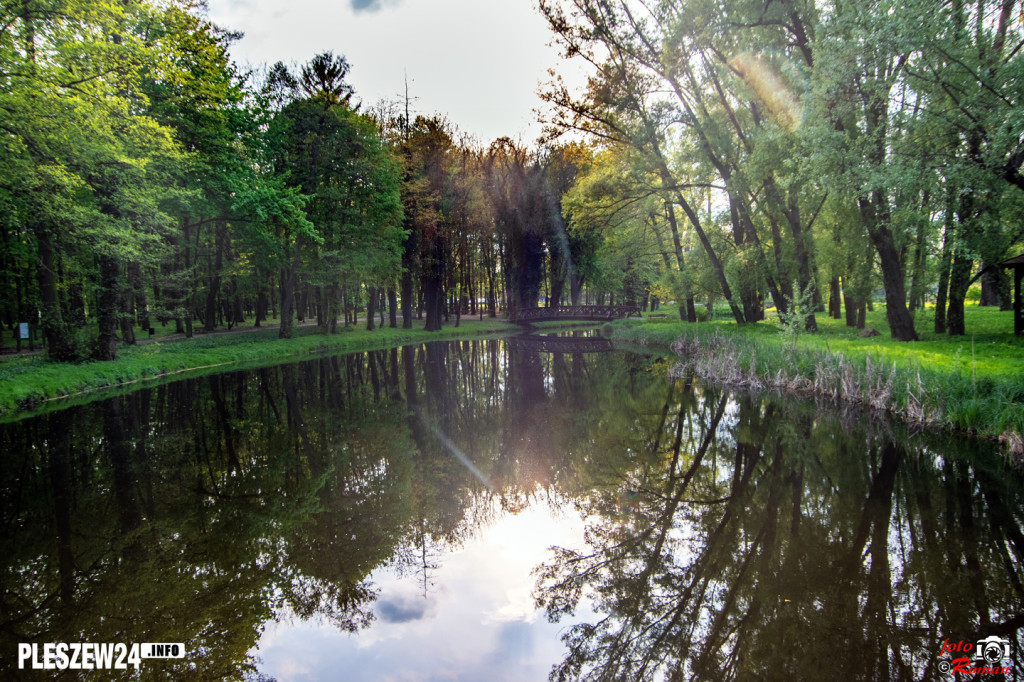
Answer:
[
  {"left": 937, "top": 636, "right": 1011, "bottom": 675},
  {"left": 976, "top": 636, "right": 1011, "bottom": 665}
]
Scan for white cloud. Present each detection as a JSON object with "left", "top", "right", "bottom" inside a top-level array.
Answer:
[{"left": 204, "top": 0, "right": 589, "bottom": 145}]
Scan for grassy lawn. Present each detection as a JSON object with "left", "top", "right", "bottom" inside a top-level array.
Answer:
[
  {"left": 610, "top": 303, "right": 1024, "bottom": 451},
  {"left": 0, "top": 317, "right": 520, "bottom": 420},
  {"left": 622, "top": 302, "right": 1023, "bottom": 371},
  {"left": 3, "top": 302, "right": 1021, "bottom": 453}
]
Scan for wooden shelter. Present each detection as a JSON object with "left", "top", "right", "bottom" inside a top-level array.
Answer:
[{"left": 1001, "top": 254, "right": 1024, "bottom": 335}]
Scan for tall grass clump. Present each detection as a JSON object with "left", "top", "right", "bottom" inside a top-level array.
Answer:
[{"left": 668, "top": 329, "right": 1023, "bottom": 459}]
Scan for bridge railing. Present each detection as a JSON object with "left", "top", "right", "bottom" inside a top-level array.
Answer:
[
  {"left": 507, "top": 305, "right": 641, "bottom": 324},
  {"left": 506, "top": 335, "right": 615, "bottom": 353}
]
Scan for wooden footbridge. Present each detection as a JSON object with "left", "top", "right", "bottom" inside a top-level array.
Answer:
[{"left": 507, "top": 305, "right": 640, "bottom": 325}]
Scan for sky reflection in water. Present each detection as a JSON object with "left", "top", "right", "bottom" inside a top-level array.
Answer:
[
  {"left": 1, "top": 336, "right": 1022, "bottom": 681},
  {"left": 256, "top": 498, "right": 590, "bottom": 681}
]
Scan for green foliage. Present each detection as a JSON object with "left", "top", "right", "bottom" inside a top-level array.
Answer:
[
  {"left": 776, "top": 280, "right": 817, "bottom": 344},
  {"left": 539, "top": 0, "right": 1024, "bottom": 339},
  {"left": 274, "top": 80, "right": 404, "bottom": 267},
  {"left": 562, "top": 146, "right": 686, "bottom": 306}
]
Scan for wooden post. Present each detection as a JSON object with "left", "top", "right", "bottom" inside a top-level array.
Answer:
[
  {"left": 1015, "top": 264, "right": 1023, "bottom": 335},
  {"left": 1000, "top": 256, "right": 1024, "bottom": 336}
]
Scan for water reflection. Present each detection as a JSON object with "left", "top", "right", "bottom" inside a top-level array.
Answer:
[
  {"left": 534, "top": 382, "right": 1024, "bottom": 681},
  {"left": 0, "top": 334, "right": 1021, "bottom": 680}
]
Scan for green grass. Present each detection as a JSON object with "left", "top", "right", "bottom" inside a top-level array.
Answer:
[
  {"left": 5, "top": 303, "right": 1021, "bottom": 453},
  {"left": 0, "top": 315, "right": 189, "bottom": 353},
  {"left": 612, "top": 303, "right": 1024, "bottom": 453},
  {"left": 0, "top": 317, "right": 522, "bottom": 421}
]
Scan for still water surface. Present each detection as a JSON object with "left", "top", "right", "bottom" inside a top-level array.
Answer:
[{"left": 1, "top": 333, "right": 1022, "bottom": 680}]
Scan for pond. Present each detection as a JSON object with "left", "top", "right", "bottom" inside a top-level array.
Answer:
[{"left": 1, "top": 332, "right": 1022, "bottom": 680}]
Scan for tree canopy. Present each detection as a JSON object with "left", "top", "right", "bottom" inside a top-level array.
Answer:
[{"left": 3, "top": 0, "right": 1022, "bottom": 361}]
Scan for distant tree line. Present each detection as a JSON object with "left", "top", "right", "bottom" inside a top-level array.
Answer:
[
  {"left": 8, "top": 0, "right": 1020, "bottom": 361},
  {"left": 0, "top": 1, "right": 610, "bottom": 360}
]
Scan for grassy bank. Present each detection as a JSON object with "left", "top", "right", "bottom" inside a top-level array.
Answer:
[
  {"left": 0, "top": 318, "right": 520, "bottom": 421},
  {"left": 5, "top": 304, "right": 1022, "bottom": 456},
  {"left": 608, "top": 305, "right": 1024, "bottom": 456}
]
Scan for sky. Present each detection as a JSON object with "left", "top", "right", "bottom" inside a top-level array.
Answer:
[{"left": 204, "top": 0, "right": 587, "bottom": 146}]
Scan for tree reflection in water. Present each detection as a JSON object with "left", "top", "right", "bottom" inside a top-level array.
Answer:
[
  {"left": 0, "top": 336, "right": 1021, "bottom": 680},
  {"left": 0, "top": 337, "right": 619, "bottom": 678},
  {"left": 533, "top": 375, "right": 1024, "bottom": 682}
]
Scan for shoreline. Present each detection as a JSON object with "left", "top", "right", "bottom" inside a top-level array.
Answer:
[
  {"left": 4, "top": 313, "right": 1023, "bottom": 462},
  {"left": 0, "top": 319, "right": 523, "bottom": 421},
  {"left": 0, "top": 317, "right": 610, "bottom": 422},
  {"left": 605, "top": 318, "right": 1024, "bottom": 461}
]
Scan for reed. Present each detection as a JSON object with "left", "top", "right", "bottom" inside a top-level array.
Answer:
[{"left": 664, "top": 328, "right": 1023, "bottom": 459}]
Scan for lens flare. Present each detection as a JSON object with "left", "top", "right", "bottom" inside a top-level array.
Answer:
[
  {"left": 427, "top": 422, "right": 493, "bottom": 490},
  {"left": 728, "top": 52, "right": 805, "bottom": 132}
]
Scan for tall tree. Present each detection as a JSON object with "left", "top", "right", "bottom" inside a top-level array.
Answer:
[
  {"left": 271, "top": 53, "right": 404, "bottom": 337},
  {"left": 0, "top": 0, "right": 208, "bottom": 359}
]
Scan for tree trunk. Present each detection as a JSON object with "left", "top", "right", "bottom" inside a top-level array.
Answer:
[
  {"left": 732, "top": 192, "right": 785, "bottom": 315},
  {"left": 366, "top": 286, "right": 377, "bottom": 331},
  {"left": 130, "top": 263, "right": 148, "bottom": 332},
  {"left": 908, "top": 204, "right": 929, "bottom": 313},
  {"left": 730, "top": 196, "right": 761, "bottom": 323},
  {"left": 315, "top": 286, "right": 326, "bottom": 330},
  {"left": 568, "top": 270, "right": 582, "bottom": 307},
  {"left": 423, "top": 283, "right": 442, "bottom": 331},
  {"left": 859, "top": 195, "right": 918, "bottom": 341},
  {"left": 255, "top": 285, "right": 266, "bottom": 328},
  {"left": 654, "top": 158, "right": 743, "bottom": 323},
  {"left": 934, "top": 223, "right": 952, "bottom": 334},
  {"left": 548, "top": 225, "right": 566, "bottom": 308},
  {"left": 94, "top": 254, "right": 120, "bottom": 361},
  {"left": 842, "top": 278, "right": 861, "bottom": 329},
  {"left": 946, "top": 249, "right": 972, "bottom": 336},
  {"left": 423, "top": 267, "right": 443, "bottom": 332},
  {"left": 230, "top": 280, "right": 244, "bottom": 327},
  {"left": 119, "top": 280, "right": 135, "bottom": 345},
  {"left": 663, "top": 202, "right": 696, "bottom": 323},
  {"left": 279, "top": 235, "right": 304, "bottom": 339},
  {"left": 781, "top": 190, "right": 817, "bottom": 332},
  {"left": 401, "top": 221, "right": 418, "bottom": 329},
  {"left": 829, "top": 277, "right": 842, "bottom": 319},
  {"left": 204, "top": 222, "right": 226, "bottom": 333},
  {"left": 978, "top": 264, "right": 1009, "bottom": 308},
  {"left": 33, "top": 223, "right": 74, "bottom": 360},
  {"left": 946, "top": 187, "right": 984, "bottom": 337},
  {"left": 388, "top": 288, "right": 398, "bottom": 328}
]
